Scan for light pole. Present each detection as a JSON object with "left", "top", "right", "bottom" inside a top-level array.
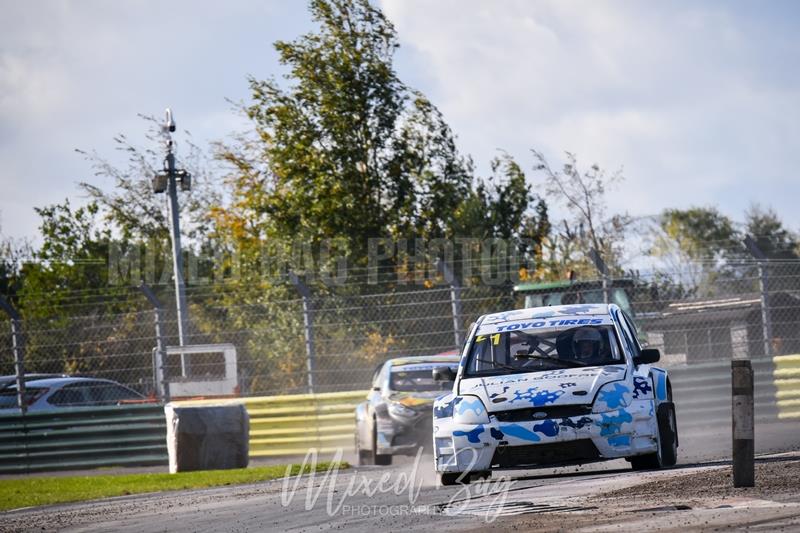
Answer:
[{"left": 152, "top": 108, "right": 191, "bottom": 346}]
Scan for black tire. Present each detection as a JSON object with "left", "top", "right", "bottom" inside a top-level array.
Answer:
[
  {"left": 631, "top": 402, "right": 678, "bottom": 470},
  {"left": 355, "top": 426, "right": 371, "bottom": 466},
  {"left": 472, "top": 470, "right": 492, "bottom": 482},
  {"left": 439, "top": 472, "right": 466, "bottom": 486},
  {"left": 658, "top": 402, "right": 678, "bottom": 467},
  {"left": 372, "top": 424, "right": 392, "bottom": 466}
]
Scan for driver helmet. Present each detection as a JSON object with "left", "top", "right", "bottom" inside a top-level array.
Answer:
[{"left": 572, "top": 327, "right": 603, "bottom": 360}]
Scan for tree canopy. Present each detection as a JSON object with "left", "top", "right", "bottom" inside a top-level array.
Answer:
[{"left": 214, "top": 0, "right": 547, "bottom": 286}]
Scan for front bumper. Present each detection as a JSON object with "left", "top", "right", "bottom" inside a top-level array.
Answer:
[
  {"left": 433, "top": 400, "right": 658, "bottom": 473},
  {"left": 376, "top": 411, "right": 433, "bottom": 456}
]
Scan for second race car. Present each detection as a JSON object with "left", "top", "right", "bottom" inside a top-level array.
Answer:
[{"left": 355, "top": 354, "right": 459, "bottom": 465}]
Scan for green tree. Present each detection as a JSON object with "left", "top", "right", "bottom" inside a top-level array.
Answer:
[
  {"left": 531, "top": 150, "right": 629, "bottom": 280},
  {"left": 206, "top": 0, "right": 551, "bottom": 391},
  {"left": 650, "top": 207, "right": 742, "bottom": 295},
  {"left": 450, "top": 153, "right": 550, "bottom": 284},
  {"left": 744, "top": 204, "right": 799, "bottom": 296},
  {"left": 0, "top": 230, "right": 30, "bottom": 302},
  {"left": 19, "top": 201, "right": 113, "bottom": 316},
  {"left": 744, "top": 204, "right": 798, "bottom": 260},
  {"left": 215, "top": 0, "right": 543, "bottom": 281}
]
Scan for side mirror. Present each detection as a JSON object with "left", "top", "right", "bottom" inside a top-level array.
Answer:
[
  {"left": 432, "top": 366, "right": 457, "bottom": 382},
  {"left": 635, "top": 348, "right": 660, "bottom": 365}
]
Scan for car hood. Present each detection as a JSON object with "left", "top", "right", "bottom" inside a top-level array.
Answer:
[
  {"left": 386, "top": 390, "right": 447, "bottom": 408},
  {"left": 458, "top": 364, "right": 627, "bottom": 412}
]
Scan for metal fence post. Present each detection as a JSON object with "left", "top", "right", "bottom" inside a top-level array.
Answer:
[
  {"left": 0, "top": 296, "right": 25, "bottom": 415},
  {"left": 289, "top": 273, "right": 316, "bottom": 394},
  {"left": 732, "top": 359, "right": 755, "bottom": 487},
  {"left": 438, "top": 259, "right": 464, "bottom": 348},
  {"left": 744, "top": 236, "right": 773, "bottom": 357},
  {"left": 139, "top": 284, "right": 170, "bottom": 402},
  {"left": 756, "top": 261, "right": 772, "bottom": 357},
  {"left": 589, "top": 248, "right": 610, "bottom": 304}
]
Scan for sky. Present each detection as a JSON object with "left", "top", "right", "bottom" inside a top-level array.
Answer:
[{"left": 2, "top": 0, "right": 799, "bottom": 243}]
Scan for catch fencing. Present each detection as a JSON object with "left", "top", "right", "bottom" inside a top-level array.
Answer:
[
  {"left": 0, "top": 284, "right": 513, "bottom": 399},
  {"left": 0, "top": 258, "right": 798, "bottom": 469},
  {"left": 1, "top": 262, "right": 800, "bottom": 401}
]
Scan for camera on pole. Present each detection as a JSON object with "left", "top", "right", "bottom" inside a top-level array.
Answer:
[
  {"left": 150, "top": 107, "right": 191, "bottom": 347},
  {"left": 177, "top": 169, "right": 191, "bottom": 191},
  {"left": 152, "top": 109, "right": 191, "bottom": 194},
  {"left": 152, "top": 172, "right": 168, "bottom": 194}
]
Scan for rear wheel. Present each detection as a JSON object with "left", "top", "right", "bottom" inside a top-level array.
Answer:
[
  {"left": 631, "top": 402, "right": 678, "bottom": 470},
  {"left": 372, "top": 424, "right": 392, "bottom": 466}
]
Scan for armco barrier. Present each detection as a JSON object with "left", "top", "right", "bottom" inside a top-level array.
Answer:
[
  {"left": 175, "top": 390, "right": 368, "bottom": 457},
  {"left": 774, "top": 354, "right": 800, "bottom": 419},
  {"left": 0, "top": 403, "right": 168, "bottom": 474},
  {"left": 667, "top": 357, "right": 778, "bottom": 431},
  {"left": 3, "top": 358, "right": 794, "bottom": 474}
]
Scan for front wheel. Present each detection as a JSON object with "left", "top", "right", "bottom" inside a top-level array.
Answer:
[
  {"left": 355, "top": 426, "right": 371, "bottom": 466},
  {"left": 631, "top": 402, "right": 678, "bottom": 470},
  {"left": 438, "top": 470, "right": 489, "bottom": 486},
  {"left": 372, "top": 424, "right": 392, "bottom": 466},
  {"left": 439, "top": 472, "right": 466, "bottom": 486}
]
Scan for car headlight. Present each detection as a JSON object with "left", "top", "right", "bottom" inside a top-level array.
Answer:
[
  {"left": 388, "top": 402, "right": 417, "bottom": 418},
  {"left": 592, "top": 381, "right": 633, "bottom": 413},
  {"left": 452, "top": 395, "right": 490, "bottom": 424}
]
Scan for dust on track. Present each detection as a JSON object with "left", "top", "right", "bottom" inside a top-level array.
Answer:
[{"left": 478, "top": 455, "right": 800, "bottom": 532}]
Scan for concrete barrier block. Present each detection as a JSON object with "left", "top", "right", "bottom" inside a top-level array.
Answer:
[{"left": 165, "top": 403, "right": 249, "bottom": 473}]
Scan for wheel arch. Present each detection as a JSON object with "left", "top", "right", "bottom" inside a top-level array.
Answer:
[{"left": 650, "top": 368, "right": 670, "bottom": 404}]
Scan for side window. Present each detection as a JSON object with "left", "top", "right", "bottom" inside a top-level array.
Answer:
[
  {"left": 371, "top": 363, "right": 386, "bottom": 389},
  {"left": 48, "top": 385, "right": 88, "bottom": 406},
  {"left": 621, "top": 311, "right": 643, "bottom": 355},
  {"left": 615, "top": 310, "right": 640, "bottom": 359},
  {"left": 90, "top": 383, "right": 140, "bottom": 404}
]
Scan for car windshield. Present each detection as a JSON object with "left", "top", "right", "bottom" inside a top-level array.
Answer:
[
  {"left": 464, "top": 324, "right": 623, "bottom": 377},
  {"left": 390, "top": 367, "right": 454, "bottom": 392}
]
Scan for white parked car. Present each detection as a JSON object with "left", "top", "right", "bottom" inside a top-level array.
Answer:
[
  {"left": 432, "top": 304, "right": 677, "bottom": 485},
  {"left": 0, "top": 377, "right": 145, "bottom": 412}
]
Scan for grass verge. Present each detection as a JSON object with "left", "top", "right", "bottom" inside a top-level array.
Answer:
[{"left": 0, "top": 461, "right": 347, "bottom": 512}]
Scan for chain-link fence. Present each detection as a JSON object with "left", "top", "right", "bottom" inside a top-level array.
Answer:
[{"left": 2, "top": 259, "right": 799, "bottom": 403}]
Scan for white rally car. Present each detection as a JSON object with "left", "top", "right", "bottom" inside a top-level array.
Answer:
[{"left": 432, "top": 304, "right": 677, "bottom": 485}]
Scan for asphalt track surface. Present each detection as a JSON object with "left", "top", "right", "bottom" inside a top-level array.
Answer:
[
  {"left": 2, "top": 421, "right": 798, "bottom": 532},
  {"left": 0, "top": 459, "right": 711, "bottom": 532}
]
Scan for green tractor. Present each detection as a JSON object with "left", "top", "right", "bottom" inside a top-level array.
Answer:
[{"left": 513, "top": 278, "right": 637, "bottom": 317}]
